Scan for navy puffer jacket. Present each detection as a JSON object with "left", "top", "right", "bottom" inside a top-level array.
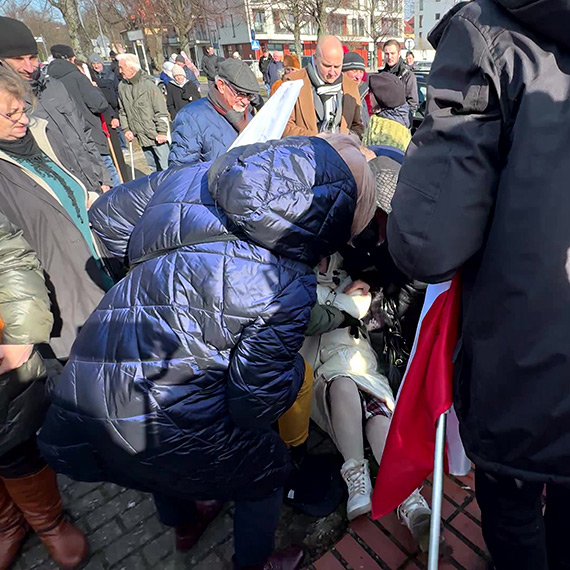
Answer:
[{"left": 38, "top": 137, "right": 357, "bottom": 501}]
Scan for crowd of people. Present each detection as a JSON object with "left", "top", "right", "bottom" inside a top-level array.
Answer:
[{"left": 0, "top": 1, "right": 569, "bottom": 569}]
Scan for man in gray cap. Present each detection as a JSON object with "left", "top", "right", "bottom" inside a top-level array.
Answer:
[{"left": 169, "top": 58, "right": 260, "bottom": 166}]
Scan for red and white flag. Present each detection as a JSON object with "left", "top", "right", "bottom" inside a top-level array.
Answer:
[{"left": 372, "top": 274, "right": 469, "bottom": 520}]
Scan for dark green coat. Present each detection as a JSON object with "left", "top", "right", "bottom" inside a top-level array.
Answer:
[
  {"left": 118, "top": 71, "right": 169, "bottom": 148},
  {"left": 0, "top": 212, "right": 53, "bottom": 456}
]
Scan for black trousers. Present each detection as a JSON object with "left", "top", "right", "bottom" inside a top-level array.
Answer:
[
  {"left": 154, "top": 488, "right": 282, "bottom": 567},
  {"left": 0, "top": 438, "right": 47, "bottom": 479},
  {"left": 476, "top": 468, "right": 570, "bottom": 570}
]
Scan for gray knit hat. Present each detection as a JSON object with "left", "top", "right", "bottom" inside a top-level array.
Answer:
[
  {"left": 342, "top": 52, "right": 366, "bottom": 72},
  {"left": 368, "top": 155, "right": 400, "bottom": 214}
]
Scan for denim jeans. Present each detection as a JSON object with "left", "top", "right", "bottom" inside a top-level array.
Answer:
[
  {"left": 142, "top": 143, "right": 169, "bottom": 172},
  {"left": 153, "top": 488, "right": 282, "bottom": 567},
  {"left": 100, "top": 154, "right": 120, "bottom": 187},
  {"left": 476, "top": 468, "right": 570, "bottom": 570}
]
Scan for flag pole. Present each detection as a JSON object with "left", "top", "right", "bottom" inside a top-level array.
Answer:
[
  {"left": 428, "top": 411, "right": 447, "bottom": 570},
  {"left": 129, "top": 141, "right": 135, "bottom": 181}
]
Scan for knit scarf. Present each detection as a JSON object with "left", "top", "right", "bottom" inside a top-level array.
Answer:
[
  {"left": 207, "top": 85, "right": 250, "bottom": 133},
  {"left": 306, "top": 61, "right": 343, "bottom": 133},
  {"left": 0, "top": 131, "right": 85, "bottom": 224}
]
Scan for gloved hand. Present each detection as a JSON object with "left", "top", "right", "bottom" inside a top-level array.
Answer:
[{"left": 340, "top": 312, "right": 365, "bottom": 339}]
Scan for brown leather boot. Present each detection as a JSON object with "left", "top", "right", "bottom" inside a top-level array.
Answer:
[
  {"left": 0, "top": 479, "right": 28, "bottom": 570},
  {"left": 3, "top": 466, "right": 88, "bottom": 569}
]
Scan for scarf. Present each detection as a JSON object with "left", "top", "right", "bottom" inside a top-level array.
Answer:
[
  {"left": 306, "top": 61, "right": 343, "bottom": 133},
  {"left": 0, "top": 130, "right": 85, "bottom": 223},
  {"left": 207, "top": 86, "right": 250, "bottom": 133},
  {"left": 0, "top": 130, "right": 42, "bottom": 158},
  {"left": 383, "top": 58, "right": 409, "bottom": 78}
]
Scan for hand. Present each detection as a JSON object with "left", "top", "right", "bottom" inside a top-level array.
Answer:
[
  {"left": 110, "top": 118, "right": 120, "bottom": 129},
  {"left": 156, "top": 134, "right": 168, "bottom": 145},
  {"left": 124, "top": 130, "right": 135, "bottom": 142},
  {"left": 339, "top": 311, "right": 365, "bottom": 339},
  {"left": 344, "top": 280, "right": 370, "bottom": 296},
  {"left": 0, "top": 344, "right": 34, "bottom": 375},
  {"left": 101, "top": 185, "right": 111, "bottom": 193}
]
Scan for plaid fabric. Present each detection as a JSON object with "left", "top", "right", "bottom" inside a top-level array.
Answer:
[{"left": 361, "top": 391, "right": 393, "bottom": 420}]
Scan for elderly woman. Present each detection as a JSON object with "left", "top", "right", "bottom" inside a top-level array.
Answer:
[
  {"left": 0, "top": 67, "right": 92, "bottom": 569},
  {"left": 38, "top": 134, "right": 377, "bottom": 570}
]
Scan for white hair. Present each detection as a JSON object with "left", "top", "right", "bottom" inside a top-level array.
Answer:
[{"left": 116, "top": 53, "right": 140, "bottom": 71}]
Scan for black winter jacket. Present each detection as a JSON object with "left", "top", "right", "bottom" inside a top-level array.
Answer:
[
  {"left": 48, "top": 59, "right": 110, "bottom": 157},
  {"left": 166, "top": 80, "right": 201, "bottom": 120},
  {"left": 0, "top": 212, "right": 53, "bottom": 456},
  {"left": 388, "top": 0, "right": 570, "bottom": 483},
  {"left": 32, "top": 73, "right": 111, "bottom": 191},
  {"left": 201, "top": 53, "right": 223, "bottom": 82}
]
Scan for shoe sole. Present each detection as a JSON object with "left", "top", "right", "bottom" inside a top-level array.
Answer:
[{"left": 347, "top": 502, "right": 372, "bottom": 521}]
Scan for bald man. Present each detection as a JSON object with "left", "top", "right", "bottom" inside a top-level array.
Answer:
[{"left": 282, "top": 36, "right": 363, "bottom": 138}]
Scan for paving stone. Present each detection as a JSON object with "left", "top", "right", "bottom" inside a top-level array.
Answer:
[
  {"left": 20, "top": 541, "right": 49, "bottom": 569},
  {"left": 119, "top": 497, "right": 157, "bottom": 530},
  {"left": 88, "top": 519, "right": 123, "bottom": 552},
  {"left": 102, "top": 516, "right": 163, "bottom": 566},
  {"left": 194, "top": 552, "right": 226, "bottom": 569},
  {"left": 66, "top": 487, "right": 106, "bottom": 519},
  {"left": 82, "top": 554, "right": 107, "bottom": 570},
  {"left": 143, "top": 530, "right": 174, "bottom": 566},
  {"left": 85, "top": 495, "right": 126, "bottom": 531}
]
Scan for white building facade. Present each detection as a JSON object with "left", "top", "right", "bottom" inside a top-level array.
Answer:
[{"left": 413, "top": 0, "right": 461, "bottom": 52}]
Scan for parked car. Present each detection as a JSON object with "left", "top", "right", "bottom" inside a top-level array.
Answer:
[{"left": 412, "top": 71, "right": 428, "bottom": 134}]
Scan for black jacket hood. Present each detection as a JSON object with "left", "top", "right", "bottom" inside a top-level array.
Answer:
[
  {"left": 493, "top": 0, "right": 570, "bottom": 49},
  {"left": 429, "top": 0, "right": 570, "bottom": 50},
  {"left": 48, "top": 58, "right": 79, "bottom": 79}
]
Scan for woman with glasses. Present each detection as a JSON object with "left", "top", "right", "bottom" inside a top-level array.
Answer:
[{"left": 0, "top": 67, "right": 96, "bottom": 567}]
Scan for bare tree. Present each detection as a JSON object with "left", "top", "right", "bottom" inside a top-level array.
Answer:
[
  {"left": 364, "top": 0, "right": 403, "bottom": 68},
  {"left": 44, "top": 0, "right": 93, "bottom": 58}
]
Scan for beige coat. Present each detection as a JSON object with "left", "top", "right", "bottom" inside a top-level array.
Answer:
[{"left": 282, "top": 68, "right": 364, "bottom": 138}]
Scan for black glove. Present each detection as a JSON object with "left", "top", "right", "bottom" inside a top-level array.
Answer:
[{"left": 340, "top": 312, "right": 365, "bottom": 339}]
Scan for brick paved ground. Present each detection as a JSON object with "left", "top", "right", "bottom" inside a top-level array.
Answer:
[{"left": 11, "top": 424, "right": 490, "bottom": 570}]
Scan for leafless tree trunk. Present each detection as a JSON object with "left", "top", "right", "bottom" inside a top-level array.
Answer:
[{"left": 46, "top": 0, "right": 92, "bottom": 59}]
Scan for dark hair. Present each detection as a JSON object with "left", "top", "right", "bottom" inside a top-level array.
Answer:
[
  {"left": 383, "top": 39, "right": 401, "bottom": 50},
  {"left": 406, "top": 50, "right": 414, "bottom": 57}
]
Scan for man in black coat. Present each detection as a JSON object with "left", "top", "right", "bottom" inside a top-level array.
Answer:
[
  {"left": 0, "top": 17, "right": 110, "bottom": 194},
  {"left": 382, "top": 39, "right": 418, "bottom": 113},
  {"left": 48, "top": 45, "right": 116, "bottom": 186},
  {"left": 201, "top": 46, "right": 223, "bottom": 85},
  {"left": 387, "top": 2, "right": 570, "bottom": 569}
]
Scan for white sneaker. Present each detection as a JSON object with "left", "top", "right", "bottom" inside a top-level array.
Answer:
[
  {"left": 397, "top": 488, "right": 432, "bottom": 552},
  {"left": 341, "top": 459, "right": 372, "bottom": 521}
]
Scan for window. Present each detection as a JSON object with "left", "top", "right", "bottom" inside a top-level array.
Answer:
[
  {"left": 352, "top": 18, "right": 358, "bottom": 36},
  {"left": 435, "top": 12, "right": 440, "bottom": 19},
  {"left": 253, "top": 10, "right": 266, "bottom": 33},
  {"left": 328, "top": 14, "right": 347, "bottom": 36},
  {"left": 419, "top": 14, "right": 423, "bottom": 28},
  {"left": 419, "top": 0, "right": 423, "bottom": 10},
  {"left": 419, "top": 31, "right": 423, "bottom": 38},
  {"left": 359, "top": 18, "right": 365, "bottom": 36}
]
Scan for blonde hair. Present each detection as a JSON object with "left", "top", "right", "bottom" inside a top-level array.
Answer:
[{"left": 0, "top": 65, "right": 31, "bottom": 103}]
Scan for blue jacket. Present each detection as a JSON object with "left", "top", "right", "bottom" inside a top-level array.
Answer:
[
  {"left": 169, "top": 97, "right": 243, "bottom": 167},
  {"left": 38, "top": 137, "right": 358, "bottom": 501}
]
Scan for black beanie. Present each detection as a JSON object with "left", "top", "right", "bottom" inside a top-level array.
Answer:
[
  {"left": 0, "top": 17, "right": 38, "bottom": 59},
  {"left": 368, "top": 72, "right": 406, "bottom": 109},
  {"left": 342, "top": 52, "right": 365, "bottom": 72},
  {"left": 51, "top": 44, "right": 75, "bottom": 59}
]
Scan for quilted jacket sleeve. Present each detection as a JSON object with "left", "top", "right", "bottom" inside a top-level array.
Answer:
[
  {"left": 89, "top": 172, "right": 166, "bottom": 261},
  {"left": 0, "top": 212, "right": 53, "bottom": 345},
  {"left": 387, "top": 13, "right": 502, "bottom": 283},
  {"left": 169, "top": 111, "right": 202, "bottom": 166},
  {"left": 227, "top": 272, "right": 317, "bottom": 429}
]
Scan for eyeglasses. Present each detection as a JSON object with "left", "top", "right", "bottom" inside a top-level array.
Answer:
[
  {"left": 223, "top": 80, "right": 256, "bottom": 102},
  {"left": 0, "top": 104, "right": 31, "bottom": 124}
]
